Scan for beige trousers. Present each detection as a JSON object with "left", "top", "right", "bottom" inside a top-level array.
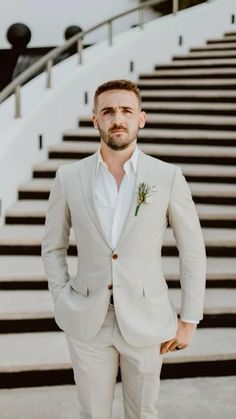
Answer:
[{"left": 65, "top": 302, "right": 164, "bottom": 419}]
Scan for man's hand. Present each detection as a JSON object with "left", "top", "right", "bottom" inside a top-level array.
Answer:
[{"left": 160, "top": 319, "right": 197, "bottom": 354}]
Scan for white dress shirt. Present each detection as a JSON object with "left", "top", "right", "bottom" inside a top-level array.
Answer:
[{"left": 94, "top": 144, "right": 199, "bottom": 325}]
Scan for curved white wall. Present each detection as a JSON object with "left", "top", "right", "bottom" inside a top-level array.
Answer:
[
  {"left": 0, "top": 0, "right": 156, "bottom": 47},
  {"left": 0, "top": 0, "right": 235, "bottom": 226}
]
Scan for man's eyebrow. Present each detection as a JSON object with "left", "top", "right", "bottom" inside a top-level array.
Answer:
[
  {"left": 100, "top": 107, "right": 113, "bottom": 112},
  {"left": 121, "top": 106, "right": 135, "bottom": 111},
  {"left": 100, "top": 106, "right": 135, "bottom": 112}
]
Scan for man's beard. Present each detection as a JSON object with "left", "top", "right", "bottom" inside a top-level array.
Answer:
[{"left": 97, "top": 124, "right": 139, "bottom": 151}]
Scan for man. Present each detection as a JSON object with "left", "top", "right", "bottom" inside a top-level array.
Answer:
[{"left": 41, "top": 79, "right": 206, "bottom": 418}]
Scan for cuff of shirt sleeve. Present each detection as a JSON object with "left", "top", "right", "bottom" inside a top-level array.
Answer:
[{"left": 180, "top": 318, "right": 200, "bottom": 324}]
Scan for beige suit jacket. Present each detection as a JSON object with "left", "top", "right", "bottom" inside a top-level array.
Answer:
[{"left": 41, "top": 148, "right": 206, "bottom": 347}]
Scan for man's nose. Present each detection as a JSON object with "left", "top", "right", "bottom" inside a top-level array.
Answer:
[{"left": 113, "top": 111, "right": 125, "bottom": 125}]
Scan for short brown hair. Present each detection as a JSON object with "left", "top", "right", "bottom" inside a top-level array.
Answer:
[{"left": 93, "top": 79, "right": 141, "bottom": 111}]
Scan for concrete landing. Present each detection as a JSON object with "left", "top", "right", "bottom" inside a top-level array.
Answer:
[{"left": 0, "top": 377, "right": 235, "bottom": 419}]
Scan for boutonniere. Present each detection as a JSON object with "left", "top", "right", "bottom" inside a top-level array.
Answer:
[{"left": 135, "top": 182, "right": 157, "bottom": 216}]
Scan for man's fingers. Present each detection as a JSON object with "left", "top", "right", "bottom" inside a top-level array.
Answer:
[
  {"left": 168, "top": 341, "right": 179, "bottom": 351},
  {"left": 160, "top": 340, "right": 189, "bottom": 353},
  {"left": 160, "top": 339, "right": 176, "bottom": 354}
]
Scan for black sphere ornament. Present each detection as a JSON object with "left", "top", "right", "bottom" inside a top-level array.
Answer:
[
  {"left": 64, "top": 25, "right": 83, "bottom": 40},
  {"left": 7, "top": 23, "right": 31, "bottom": 48}
]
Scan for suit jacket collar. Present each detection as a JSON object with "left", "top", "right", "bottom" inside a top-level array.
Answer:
[{"left": 79, "top": 147, "right": 156, "bottom": 250}]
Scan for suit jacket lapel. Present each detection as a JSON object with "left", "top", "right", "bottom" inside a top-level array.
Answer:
[{"left": 115, "top": 148, "right": 152, "bottom": 248}]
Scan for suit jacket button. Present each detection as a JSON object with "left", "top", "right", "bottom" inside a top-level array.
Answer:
[
  {"left": 112, "top": 253, "right": 118, "bottom": 260},
  {"left": 108, "top": 284, "right": 113, "bottom": 290}
]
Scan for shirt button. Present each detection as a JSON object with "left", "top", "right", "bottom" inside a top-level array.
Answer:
[
  {"left": 112, "top": 253, "right": 118, "bottom": 260},
  {"left": 108, "top": 284, "right": 113, "bottom": 290}
]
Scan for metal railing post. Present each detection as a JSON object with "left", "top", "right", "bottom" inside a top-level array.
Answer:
[
  {"left": 77, "top": 38, "right": 83, "bottom": 64},
  {"left": 108, "top": 20, "right": 113, "bottom": 46},
  {"left": 139, "top": 7, "right": 144, "bottom": 29},
  {"left": 15, "top": 85, "right": 21, "bottom": 118},
  {"left": 46, "top": 59, "right": 53, "bottom": 88},
  {"left": 173, "top": 0, "right": 179, "bottom": 14}
]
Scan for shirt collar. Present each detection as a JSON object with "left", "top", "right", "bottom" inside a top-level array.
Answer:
[{"left": 96, "top": 143, "right": 139, "bottom": 177}]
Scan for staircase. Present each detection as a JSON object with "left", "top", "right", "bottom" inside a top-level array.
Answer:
[{"left": 0, "top": 29, "right": 236, "bottom": 415}]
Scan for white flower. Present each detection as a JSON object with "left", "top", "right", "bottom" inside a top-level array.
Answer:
[
  {"left": 145, "top": 197, "right": 153, "bottom": 204},
  {"left": 135, "top": 182, "right": 157, "bottom": 216}
]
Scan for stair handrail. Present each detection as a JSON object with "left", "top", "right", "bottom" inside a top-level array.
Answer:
[{"left": 0, "top": 0, "right": 182, "bottom": 117}]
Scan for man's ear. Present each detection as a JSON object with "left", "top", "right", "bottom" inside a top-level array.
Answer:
[
  {"left": 139, "top": 110, "right": 146, "bottom": 129},
  {"left": 92, "top": 114, "right": 98, "bottom": 129}
]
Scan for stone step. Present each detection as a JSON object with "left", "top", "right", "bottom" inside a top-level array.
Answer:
[
  {"left": 191, "top": 43, "right": 236, "bottom": 52},
  {"left": 80, "top": 113, "right": 236, "bottom": 125},
  {"left": 5, "top": 200, "right": 48, "bottom": 224},
  {"left": 0, "top": 255, "right": 234, "bottom": 289},
  {"left": 138, "top": 79, "right": 236, "bottom": 90},
  {"left": 161, "top": 256, "right": 236, "bottom": 285},
  {"left": 142, "top": 103, "right": 236, "bottom": 111},
  {"left": 15, "top": 167, "right": 236, "bottom": 205},
  {"left": 0, "top": 328, "right": 235, "bottom": 388},
  {"left": 141, "top": 90, "right": 236, "bottom": 103},
  {"left": 63, "top": 128, "right": 236, "bottom": 147},
  {"left": 224, "top": 32, "right": 236, "bottom": 37},
  {"left": 0, "top": 377, "right": 235, "bottom": 419},
  {"left": 33, "top": 159, "right": 73, "bottom": 172},
  {"left": 32, "top": 160, "right": 236, "bottom": 179},
  {"left": 173, "top": 51, "right": 236, "bottom": 60},
  {"left": 48, "top": 140, "right": 236, "bottom": 158},
  {"left": 0, "top": 290, "right": 53, "bottom": 319},
  {"left": 79, "top": 113, "right": 236, "bottom": 132},
  {"left": 155, "top": 58, "right": 236, "bottom": 70},
  {"left": 45, "top": 141, "right": 236, "bottom": 169},
  {"left": 0, "top": 255, "right": 76, "bottom": 289},
  {"left": 140, "top": 68, "right": 236, "bottom": 79},
  {"left": 16, "top": 174, "right": 236, "bottom": 199},
  {"left": 139, "top": 101, "right": 236, "bottom": 117},
  {"left": 0, "top": 289, "right": 234, "bottom": 332},
  {"left": 141, "top": 89, "right": 236, "bottom": 100},
  {"left": 0, "top": 224, "right": 235, "bottom": 257},
  {"left": 207, "top": 36, "right": 236, "bottom": 44},
  {"left": 5, "top": 201, "right": 236, "bottom": 229},
  {"left": 6, "top": 200, "right": 236, "bottom": 217}
]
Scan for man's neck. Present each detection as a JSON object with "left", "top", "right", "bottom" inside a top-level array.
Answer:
[{"left": 100, "top": 141, "right": 137, "bottom": 172}]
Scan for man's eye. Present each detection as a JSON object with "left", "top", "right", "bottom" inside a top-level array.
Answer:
[{"left": 124, "top": 109, "right": 132, "bottom": 114}]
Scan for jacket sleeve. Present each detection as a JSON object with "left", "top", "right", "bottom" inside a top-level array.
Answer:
[
  {"left": 167, "top": 166, "right": 207, "bottom": 322},
  {"left": 41, "top": 167, "right": 72, "bottom": 304}
]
